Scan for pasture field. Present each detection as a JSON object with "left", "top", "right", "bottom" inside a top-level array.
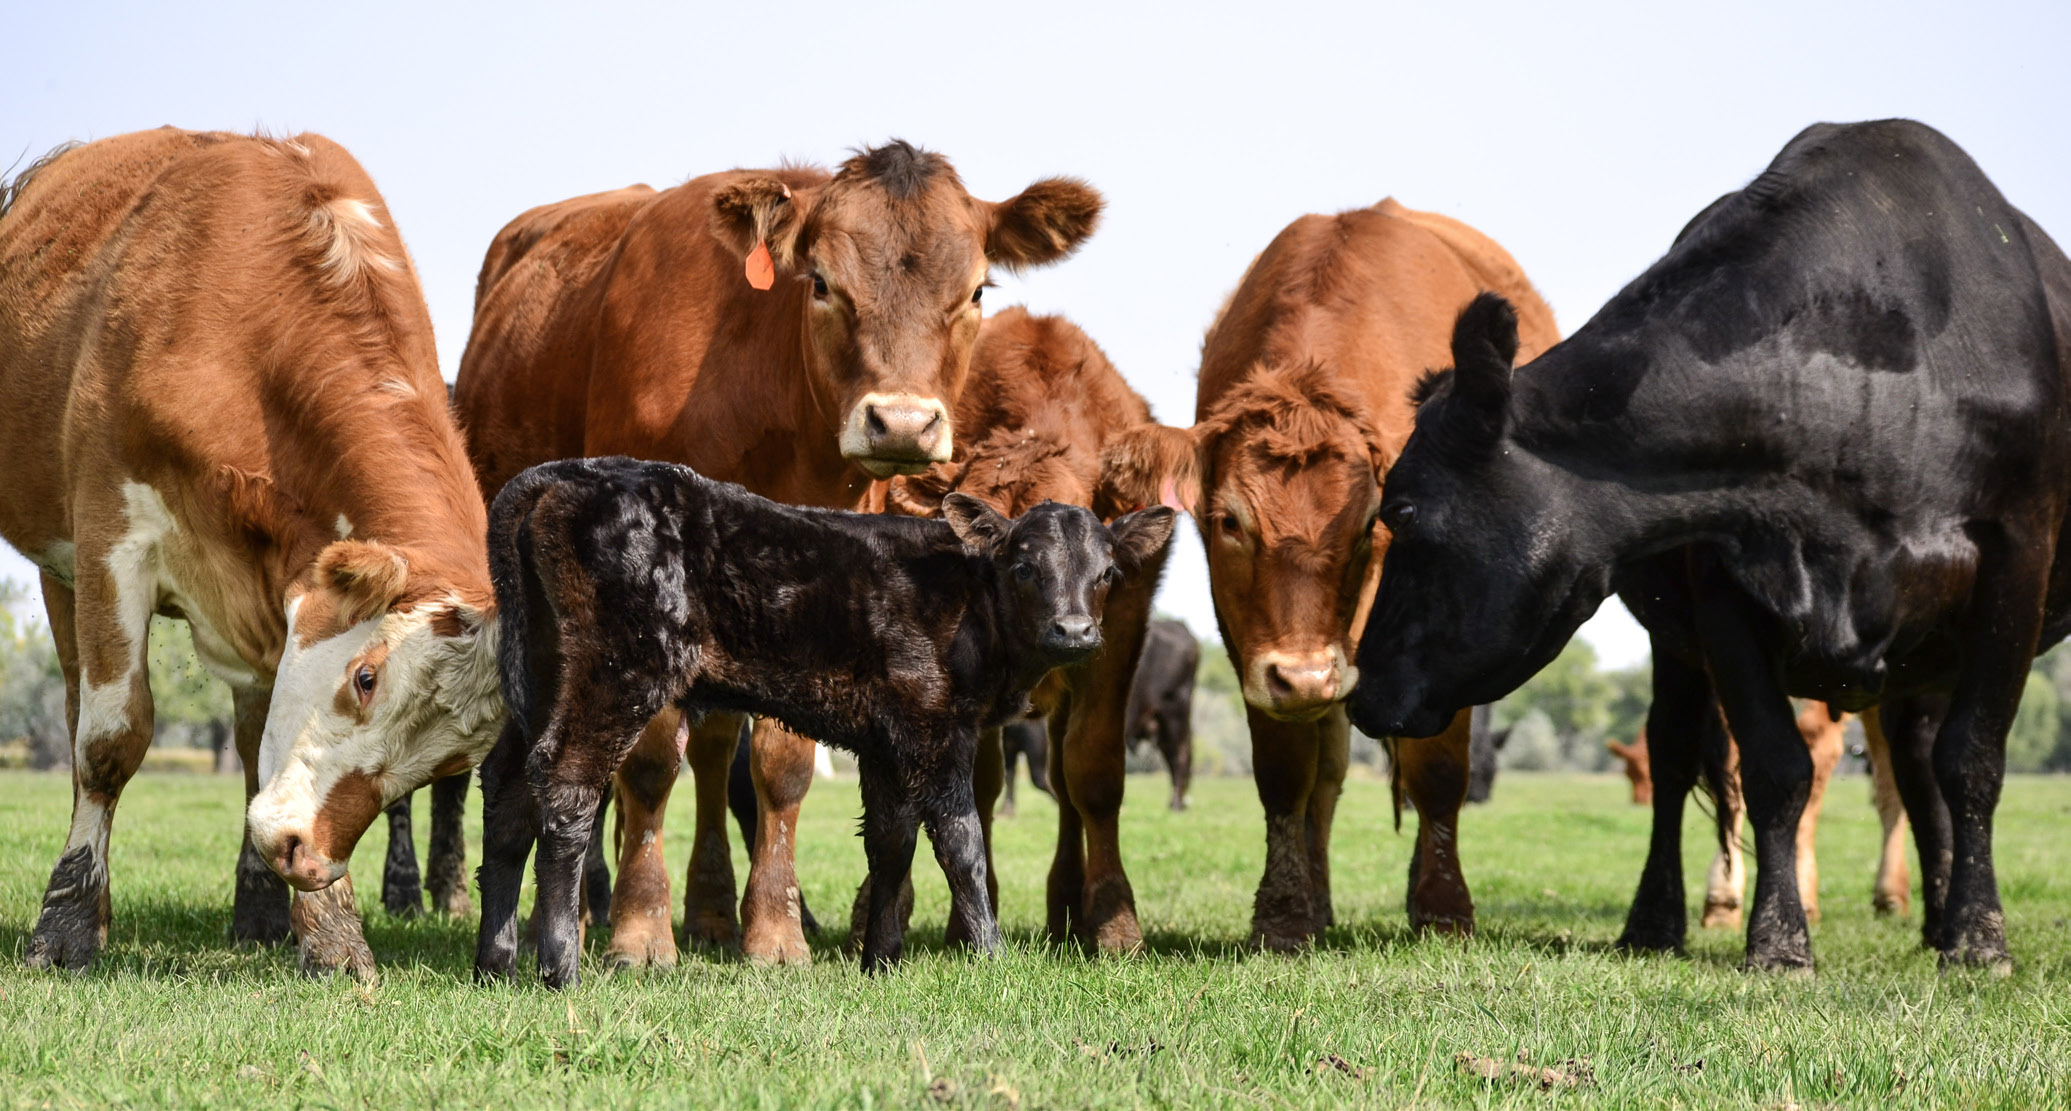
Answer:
[{"left": 1, "top": 769, "right": 2068, "bottom": 1109}]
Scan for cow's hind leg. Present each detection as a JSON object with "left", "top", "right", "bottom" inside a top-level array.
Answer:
[
  {"left": 1862, "top": 708, "right": 1912, "bottom": 917},
  {"left": 536, "top": 719, "right": 647, "bottom": 991},
  {"left": 1062, "top": 666, "right": 1144, "bottom": 954},
  {"left": 425, "top": 771, "right": 473, "bottom": 917},
  {"left": 1699, "top": 738, "right": 1745, "bottom": 928},
  {"left": 679, "top": 712, "right": 742, "bottom": 951},
  {"left": 604, "top": 708, "right": 691, "bottom": 970},
  {"left": 230, "top": 686, "right": 291, "bottom": 945},
  {"left": 740, "top": 718, "right": 816, "bottom": 966},
  {"left": 947, "top": 727, "right": 1006, "bottom": 949},
  {"left": 1796, "top": 715, "right": 1843, "bottom": 923},
  {"left": 1400, "top": 708, "right": 1474, "bottom": 935},
  {"left": 1881, "top": 694, "right": 1951, "bottom": 947},
  {"left": 582, "top": 784, "right": 613, "bottom": 925},
  {"left": 473, "top": 718, "right": 535, "bottom": 982},
  {"left": 1162, "top": 702, "right": 1194, "bottom": 812},
  {"left": 1617, "top": 650, "right": 1713, "bottom": 953},
  {"left": 380, "top": 793, "right": 423, "bottom": 917}
]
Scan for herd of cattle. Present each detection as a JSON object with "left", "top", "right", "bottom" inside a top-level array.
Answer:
[{"left": 0, "top": 117, "right": 2063, "bottom": 988}]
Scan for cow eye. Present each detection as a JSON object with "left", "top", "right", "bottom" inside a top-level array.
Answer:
[
  {"left": 353, "top": 665, "right": 378, "bottom": 706},
  {"left": 971, "top": 285, "right": 984, "bottom": 305},
  {"left": 1217, "top": 513, "right": 1243, "bottom": 539},
  {"left": 811, "top": 273, "right": 830, "bottom": 298},
  {"left": 1013, "top": 562, "right": 1036, "bottom": 582},
  {"left": 1382, "top": 501, "right": 1418, "bottom": 534},
  {"left": 1102, "top": 564, "right": 1121, "bottom": 585}
]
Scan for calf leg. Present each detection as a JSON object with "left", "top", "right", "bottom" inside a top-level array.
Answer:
[
  {"left": 741, "top": 718, "right": 816, "bottom": 965},
  {"left": 1797, "top": 713, "right": 1844, "bottom": 923},
  {"left": 604, "top": 708, "right": 691, "bottom": 970},
  {"left": 380, "top": 794, "right": 423, "bottom": 917},
  {"left": 1001, "top": 729, "right": 1021, "bottom": 817},
  {"left": 947, "top": 726, "right": 1005, "bottom": 949},
  {"left": 1862, "top": 708, "right": 1912, "bottom": 917},
  {"left": 1399, "top": 708, "right": 1474, "bottom": 935},
  {"left": 582, "top": 785, "right": 613, "bottom": 925},
  {"left": 680, "top": 712, "right": 742, "bottom": 950},
  {"left": 1882, "top": 693, "right": 1953, "bottom": 946},
  {"left": 425, "top": 771, "right": 473, "bottom": 917},
  {"left": 1700, "top": 741, "right": 1745, "bottom": 928},
  {"left": 230, "top": 686, "right": 291, "bottom": 945},
  {"left": 473, "top": 719, "right": 534, "bottom": 982},
  {"left": 929, "top": 736, "right": 1002, "bottom": 958},
  {"left": 1248, "top": 709, "right": 1321, "bottom": 951},
  {"left": 1024, "top": 722, "right": 1053, "bottom": 797},
  {"left": 1618, "top": 650, "right": 1713, "bottom": 952},
  {"left": 857, "top": 757, "right": 921, "bottom": 973}
]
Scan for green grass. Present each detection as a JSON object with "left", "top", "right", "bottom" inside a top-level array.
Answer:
[{"left": 2, "top": 769, "right": 2068, "bottom": 1108}]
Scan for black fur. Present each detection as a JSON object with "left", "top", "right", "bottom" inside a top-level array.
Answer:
[
  {"left": 1351, "top": 120, "right": 2071, "bottom": 974},
  {"left": 474, "top": 457, "right": 1172, "bottom": 987},
  {"left": 1123, "top": 618, "right": 1199, "bottom": 811},
  {"left": 848, "top": 139, "right": 950, "bottom": 200}
]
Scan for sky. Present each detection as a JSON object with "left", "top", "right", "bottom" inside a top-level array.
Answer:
[{"left": 5, "top": 0, "right": 2068, "bottom": 670}]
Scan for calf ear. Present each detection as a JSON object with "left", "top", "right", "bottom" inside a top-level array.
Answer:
[
  {"left": 709, "top": 176, "right": 808, "bottom": 273},
  {"left": 941, "top": 492, "right": 1011, "bottom": 553},
  {"left": 986, "top": 178, "right": 1103, "bottom": 271},
  {"left": 1107, "top": 506, "right": 1177, "bottom": 572},
  {"left": 315, "top": 540, "right": 411, "bottom": 627},
  {"left": 1098, "top": 423, "right": 1201, "bottom": 518},
  {"left": 1443, "top": 292, "right": 1520, "bottom": 444}
]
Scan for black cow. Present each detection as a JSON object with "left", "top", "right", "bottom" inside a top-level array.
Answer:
[
  {"left": 1123, "top": 618, "right": 1199, "bottom": 810},
  {"left": 1349, "top": 119, "right": 2071, "bottom": 973},
  {"left": 999, "top": 717, "right": 1053, "bottom": 816},
  {"left": 474, "top": 457, "right": 1173, "bottom": 986},
  {"left": 1463, "top": 705, "right": 1508, "bottom": 805}
]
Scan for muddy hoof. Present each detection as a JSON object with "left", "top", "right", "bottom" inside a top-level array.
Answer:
[
  {"left": 604, "top": 921, "right": 679, "bottom": 971},
  {"left": 1699, "top": 899, "right": 1743, "bottom": 929},
  {"left": 25, "top": 916, "right": 104, "bottom": 973},
  {"left": 296, "top": 929, "right": 378, "bottom": 984},
  {"left": 1872, "top": 893, "right": 1909, "bottom": 918},
  {"left": 428, "top": 883, "right": 473, "bottom": 919},
  {"left": 1411, "top": 912, "right": 1474, "bottom": 938}
]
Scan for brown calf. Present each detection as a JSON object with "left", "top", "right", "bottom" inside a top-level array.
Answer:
[
  {"left": 453, "top": 145, "right": 1101, "bottom": 967},
  {"left": 886, "top": 306, "right": 1170, "bottom": 951},
  {"left": 1106, "top": 200, "right": 1558, "bottom": 948},
  {"left": 0, "top": 129, "right": 502, "bottom": 978}
]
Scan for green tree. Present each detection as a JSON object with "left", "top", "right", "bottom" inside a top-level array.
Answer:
[
  {"left": 1493, "top": 640, "right": 1616, "bottom": 770},
  {"left": 2006, "top": 668, "right": 2061, "bottom": 774}
]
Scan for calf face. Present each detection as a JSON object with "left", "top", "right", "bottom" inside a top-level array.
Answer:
[
  {"left": 247, "top": 540, "right": 502, "bottom": 891},
  {"left": 709, "top": 143, "right": 1103, "bottom": 478}
]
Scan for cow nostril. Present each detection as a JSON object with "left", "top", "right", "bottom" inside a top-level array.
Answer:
[
  {"left": 1265, "top": 664, "right": 1295, "bottom": 700},
  {"left": 866, "top": 407, "right": 889, "bottom": 438},
  {"left": 282, "top": 835, "right": 304, "bottom": 872}
]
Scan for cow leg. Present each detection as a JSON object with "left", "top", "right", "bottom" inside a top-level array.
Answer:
[
  {"left": 1248, "top": 710, "right": 1321, "bottom": 951},
  {"left": 930, "top": 733, "right": 1002, "bottom": 958},
  {"left": 1617, "top": 650, "right": 1713, "bottom": 952},
  {"left": 1700, "top": 742, "right": 1745, "bottom": 928},
  {"left": 1400, "top": 708, "right": 1475, "bottom": 935},
  {"left": 604, "top": 708, "right": 691, "bottom": 970},
  {"left": 947, "top": 726, "right": 1005, "bottom": 949},
  {"left": 1862, "top": 708, "right": 1912, "bottom": 917},
  {"left": 1025, "top": 723, "right": 1053, "bottom": 797},
  {"left": 1162, "top": 703, "right": 1193, "bottom": 812},
  {"left": 380, "top": 794, "right": 423, "bottom": 918},
  {"left": 1796, "top": 714, "right": 1844, "bottom": 924},
  {"left": 230, "top": 685, "right": 291, "bottom": 945},
  {"left": 425, "top": 771, "right": 473, "bottom": 917},
  {"left": 582, "top": 785, "right": 613, "bottom": 925},
  {"left": 740, "top": 718, "right": 815, "bottom": 966},
  {"left": 857, "top": 756, "right": 921, "bottom": 973},
  {"left": 473, "top": 719, "right": 535, "bottom": 982},
  {"left": 1044, "top": 694, "right": 1087, "bottom": 942},
  {"left": 680, "top": 712, "right": 743, "bottom": 950},
  {"left": 1302, "top": 709, "right": 1349, "bottom": 932},
  {"left": 1062, "top": 655, "right": 1145, "bottom": 954},
  {"left": 1000, "top": 728, "right": 1021, "bottom": 817},
  {"left": 1882, "top": 693, "right": 1953, "bottom": 947}
]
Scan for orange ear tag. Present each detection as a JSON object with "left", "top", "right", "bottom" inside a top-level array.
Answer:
[{"left": 745, "top": 240, "right": 775, "bottom": 291}]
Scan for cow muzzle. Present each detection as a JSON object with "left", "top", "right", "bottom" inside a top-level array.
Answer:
[
  {"left": 263, "top": 831, "right": 347, "bottom": 891},
  {"left": 1246, "top": 647, "right": 1353, "bottom": 722},
  {"left": 841, "top": 393, "right": 953, "bottom": 477}
]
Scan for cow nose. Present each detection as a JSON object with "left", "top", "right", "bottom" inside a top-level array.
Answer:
[
  {"left": 1044, "top": 616, "right": 1100, "bottom": 655},
  {"left": 864, "top": 402, "right": 944, "bottom": 459},
  {"left": 270, "top": 833, "right": 343, "bottom": 892},
  {"left": 1251, "top": 650, "right": 1343, "bottom": 718}
]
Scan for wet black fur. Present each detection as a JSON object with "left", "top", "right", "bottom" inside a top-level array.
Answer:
[
  {"left": 1352, "top": 120, "right": 2071, "bottom": 973},
  {"left": 474, "top": 457, "right": 1172, "bottom": 987}
]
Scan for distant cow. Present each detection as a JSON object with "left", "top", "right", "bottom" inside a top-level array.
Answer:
[
  {"left": 1352, "top": 120, "right": 2071, "bottom": 972},
  {"left": 1125, "top": 619, "right": 1199, "bottom": 811},
  {"left": 1106, "top": 199, "right": 1558, "bottom": 948},
  {"left": 1463, "top": 705, "right": 1509, "bottom": 804},
  {"left": 999, "top": 716, "right": 1053, "bottom": 815},
  {"left": 474, "top": 457, "right": 1172, "bottom": 986},
  {"left": 0, "top": 129, "right": 504, "bottom": 979},
  {"left": 455, "top": 143, "right": 1102, "bottom": 968}
]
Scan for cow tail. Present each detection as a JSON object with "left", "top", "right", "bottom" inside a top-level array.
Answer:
[
  {"left": 1383, "top": 736, "right": 1405, "bottom": 833},
  {"left": 1696, "top": 700, "right": 1735, "bottom": 855},
  {"left": 486, "top": 465, "right": 562, "bottom": 740}
]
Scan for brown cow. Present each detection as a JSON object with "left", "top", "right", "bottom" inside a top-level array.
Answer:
[
  {"left": 0, "top": 129, "right": 503, "bottom": 978},
  {"left": 886, "top": 306, "right": 1170, "bottom": 950},
  {"left": 1105, "top": 200, "right": 1558, "bottom": 948},
  {"left": 1607, "top": 704, "right": 1911, "bottom": 921},
  {"left": 453, "top": 144, "right": 1101, "bottom": 967}
]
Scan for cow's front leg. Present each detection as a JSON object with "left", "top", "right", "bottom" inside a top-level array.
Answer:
[
  {"left": 930, "top": 733, "right": 1002, "bottom": 958},
  {"left": 380, "top": 794, "right": 423, "bottom": 917},
  {"left": 1248, "top": 709, "right": 1320, "bottom": 951},
  {"left": 1399, "top": 708, "right": 1473, "bottom": 935},
  {"left": 604, "top": 708, "right": 690, "bottom": 970},
  {"left": 857, "top": 756, "right": 920, "bottom": 973},
  {"left": 740, "top": 717, "right": 816, "bottom": 966},
  {"left": 1617, "top": 650, "right": 1713, "bottom": 953},
  {"left": 425, "top": 771, "right": 474, "bottom": 917},
  {"left": 230, "top": 686, "right": 291, "bottom": 946},
  {"left": 473, "top": 719, "right": 535, "bottom": 982},
  {"left": 1861, "top": 708, "right": 1912, "bottom": 917},
  {"left": 1044, "top": 697, "right": 1087, "bottom": 943}
]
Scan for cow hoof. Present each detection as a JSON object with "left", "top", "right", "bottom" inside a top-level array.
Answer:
[
  {"left": 25, "top": 918, "right": 103, "bottom": 973},
  {"left": 429, "top": 884, "right": 473, "bottom": 918},
  {"left": 1743, "top": 951, "right": 1815, "bottom": 978},
  {"left": 382, "top": 884, "right": 424, "bottom": 919},
  {"left": 1410, "top": 912, "right": 1474, "bottom": 938},
  {"left": 473, "top": 957, "right": 516, "bottom": 984},
  {"left": 233, "top": 851, "right": 292, "bottom": 945},
  {"left": 1940, "top": 911, "right": 2012, "bottom": 976},
  {"left": 683, "top": 905, "right": 740, "bottom": 950},
  {"left": 742, "top": 922, "right": 812, "bottom": 967},
  {"left": 297, "top": 932, "right": 378, "bottom": 984},
  {"left": 1082, "top": 877, "right": 1142, "bottom": 954},
  {"left": 1872, "top": 893, "right": 1909, "bottom": 918},
  {"left": 1699, "top": 899, "right": 1743, "bottom": 929},
  {"left": 1613, "top": 927, "right": 1682, "bottom": 955},
  {"left": 1249, "top": 922, "right": 1313, "bottom": 954},
  {"left": 604, "top": 924, "right": 679, "bottom": 972}
]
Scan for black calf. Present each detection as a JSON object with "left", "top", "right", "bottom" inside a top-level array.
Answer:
[{"left": 474, "top": 457, "right": 1173, "bottom": 987}]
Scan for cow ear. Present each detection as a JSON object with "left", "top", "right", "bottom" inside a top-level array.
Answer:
[
  {"left": 315, "top": 540, "right": 411, "bottom": 626},
  {"left": 986, "top": 177, "right": 1103, "bottom": 271},
  {"left": 886, "top": 462, "right": 963, "bottom": 518},
  {"left": 1108, "top": 506, "right": 1177, "bottom": 572},
  {"left": 1444, "top": 292, "right": 1519, "bottom": 443},
  {"left": 1098, "top": 423, "right": 1201, "bottom": 518},
  {"left": 709, "top": 175, "right": 808, "bottom": 271},
  {"left": 941, "top": 492, "right": 1011, "bottom": 553}
]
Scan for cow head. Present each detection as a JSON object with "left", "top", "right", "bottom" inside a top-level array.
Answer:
[
  {"left": 1606, "top": 734, "right": 1653, "bottom": 805},
  {"left": 246, "top": 540, "right": 502, "bottom": 891},
  {"left": 942, "top": 494, "right": 1174, "bottom": 677},
  {"left": 709, "top": 142, "right": 1103, "bottom": 479},
  {"left": 1347, "top": 294, "right": 1612, "bottom": 740},
  {"left": 1103, "top": 368, "right": 1392, "bottom": 723}
]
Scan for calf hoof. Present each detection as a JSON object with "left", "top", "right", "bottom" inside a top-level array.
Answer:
[
  {"left": 290, "top": 879, "right": 377, "bottom": 984},
  {"left": 1939, "top": 910, "right": 2012, "bottom": 976},
  {"left": 1699, "top": 898, "right": 1743, "bottom": 929},
  {"left": 473, "top": 953, "right": 517, "bottom": 984},
  {"left": 604, "top": 914, "right": 679, "bottom": 972},
  {"left": 1409, "top": 908, "right": 1474, "bottom": 938},
  {"left": 540, "top": 958, "right": 581, "bottom": 991},
  {"left": 1084, "top": 878, "right": 1144, "bottom": 955},
  {"left": 683, "top": 905, "right": 740, "bottom": 950},
  {"left": 27, "top": 848, "right": 109, "bottom": 971},
  {"left": 1613, "top": 923, "right": 1683, "bottom": 955},
  {"left": 296, "top": 926, "right": 378, "bottom": 984},
  {"left": 1249, "top": 923, "right": 1314, "bottom": 954}
]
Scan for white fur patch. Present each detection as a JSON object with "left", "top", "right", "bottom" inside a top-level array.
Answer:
[
  {"left": 307, "top": 196, "right": 400, "bottom": 286},
  {"left": 335, "top": 514, "right": 354, "bottom": 539}
]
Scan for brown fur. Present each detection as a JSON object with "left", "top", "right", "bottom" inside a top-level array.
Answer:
[{"left": 1105, "top": 199, "right": 1558, "bottom": 947}]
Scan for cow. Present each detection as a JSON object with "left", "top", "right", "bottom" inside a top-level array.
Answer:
[
  {"left": 0, "top": 128, "right": 503, "bottom": 979},
  {"left": 1349, "top": 120, "right": 2071, "bottom": 972},
  {"left": 473, "top": 456, "right": 1174, "bottom": 987},
  {"left": 453, "top": 142, "right": 1102, "bottom": 968},
  {"left": 1104, "top": 199, "right": 1558, "bottom": 948},
  {"left": 1606, "top": 707, "right": 1914, "bottom": 922},
  {"left": 1124, "top": 618, "right": 1199, "bottom": 811},
  {"left": 884, "top": 306, "right": 1175, "bottom": 951},
  {"left": 999, "top": 716, "right": 1054, "bottom": 815},
  {"left": 1463, "top": 705, "right": 1508, "bottom": 804}
]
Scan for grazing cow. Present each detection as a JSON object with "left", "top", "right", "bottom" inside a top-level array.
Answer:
[
  {"left": 885, "top": 306, "right": 1175, "bottom": 950},
  {"left": 999, "top": 716, "right": 1054, "bottom": 815},
  {"left": 1463, "top": 705, "right": 1508, "bottom": 804},
  {"left": 1105, "top": 200, "right": 1558, "bottom": 947},
  {"left": 0, "top": 129, "right": 503, "bottom": 978},
  {"left": 473, "top": 457, "right": 1173, "bottom": 986},
  {"left": 454, "top": 143, "right": 1101, "bottom": 968},
  {"left": 1350, "top": 120, "right": 2071, "bottom": 971},
  {"left": 1125, "top": 618, "right": 1199, "bottom": 811},
  {"left": 1607, "top": 707, "right": 1913, "bottom": 921}
]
